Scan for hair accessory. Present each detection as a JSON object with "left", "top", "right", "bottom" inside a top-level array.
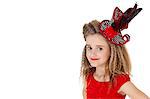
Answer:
[{"left": 99, "top": 3, "right": 142, "bottom": 46}]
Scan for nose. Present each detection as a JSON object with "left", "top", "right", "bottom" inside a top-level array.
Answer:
[{"left": 90, "top": 49, "right": 97, "bottom": 57}]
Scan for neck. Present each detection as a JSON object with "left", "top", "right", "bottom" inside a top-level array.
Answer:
[{"left": 94, "top": 64, "right": 109, "bottom": 81}]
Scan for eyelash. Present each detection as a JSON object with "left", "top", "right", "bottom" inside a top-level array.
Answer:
[{"left": 86, "top": 47, "right": 103, "bottom": 51}]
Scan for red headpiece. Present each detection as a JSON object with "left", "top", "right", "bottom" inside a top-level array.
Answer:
[{"left": 99, "top": 3, "right": 142, "bottom": 46}]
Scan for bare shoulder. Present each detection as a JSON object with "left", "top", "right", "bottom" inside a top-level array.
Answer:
[{"left": 118, "top": 81, "right": 150, "bottom": 99}]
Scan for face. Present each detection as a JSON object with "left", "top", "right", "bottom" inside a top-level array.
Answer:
[{"left": 86, "top": 34, "right": 110, "bottom": 68}]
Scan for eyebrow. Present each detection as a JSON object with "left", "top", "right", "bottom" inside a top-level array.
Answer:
[{"left": 86, "top": 44, "right": 104, "bottom": 47}]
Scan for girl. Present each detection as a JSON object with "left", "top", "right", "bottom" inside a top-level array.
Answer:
[{"left": 80, "top": 4, "right": 149, "bottom": 99}]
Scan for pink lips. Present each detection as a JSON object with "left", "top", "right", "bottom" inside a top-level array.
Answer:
[{"left": 90, "top": 58, "right": 99, "bottom": 61}]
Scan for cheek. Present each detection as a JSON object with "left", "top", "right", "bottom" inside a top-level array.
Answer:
[
  {"left": 97, "top": 50, "right": 110, "bottom": 59},
  {"left": 86, "top": 52, "right": 90, "bottom": 59},
  {"left": 103, "top": 49, "right": 110, "bottom": 59}
]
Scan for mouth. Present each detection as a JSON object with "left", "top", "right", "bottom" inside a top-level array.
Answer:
[{"left": 90, "top": 58, "right": 99, "bottom": 61}]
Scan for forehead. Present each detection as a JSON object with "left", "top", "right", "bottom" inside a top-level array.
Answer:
[{"left": 86, "top": 34, "right": 108, "bottom": 46}]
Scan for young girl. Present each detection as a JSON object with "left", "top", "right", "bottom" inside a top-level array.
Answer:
[{"left": 80, "top": 4, "right": 150, "bottom": 99}]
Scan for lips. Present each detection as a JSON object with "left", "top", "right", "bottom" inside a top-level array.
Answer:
[{"left": 90, "top": 58, "right": 99, "bottom": 61}]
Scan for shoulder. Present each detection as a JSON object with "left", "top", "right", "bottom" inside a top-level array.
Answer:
[
  {"left": 115, "top": 74, "right": 130, "bottom": 83},
  {"left": 86, "top": 72, "right": 93, "bottom": 83},
  {"left": 114, "top": 74, "right": 130, "bottom": 92}
]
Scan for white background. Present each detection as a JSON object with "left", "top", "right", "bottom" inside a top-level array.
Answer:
[{"left": 0, "top": 0, "right": 149, "bottom": 99}]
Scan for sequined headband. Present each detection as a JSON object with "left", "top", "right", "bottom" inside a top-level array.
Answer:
[{"left": 99, "top": 3, "right": 142, "bottom": 46}]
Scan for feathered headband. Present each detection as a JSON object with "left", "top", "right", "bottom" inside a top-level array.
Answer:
[{"left": 99, "top": 3, "right": 142, "bottom": 46}]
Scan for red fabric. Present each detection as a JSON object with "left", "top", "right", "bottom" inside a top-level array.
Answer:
[
  {"left": 86, "top": 72, "right": 130, "bottom": 99},
  {"left": 104, "top": 26, "right": 118, "bottom": 39}
]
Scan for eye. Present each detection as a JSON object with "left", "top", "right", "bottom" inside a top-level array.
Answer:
[
  {"left": 98, "top": 47, "right": 103, "bottom": 51},
  {"left": 86, "top": 46, "right": 92, "bottom": 50}
]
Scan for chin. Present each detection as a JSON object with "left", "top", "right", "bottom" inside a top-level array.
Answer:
[
  {"left": 90, "top": 63, "right": 99, "bottom": 67},
  {"left": 90, "top": 62, "right": 105, "bottom": 67}
]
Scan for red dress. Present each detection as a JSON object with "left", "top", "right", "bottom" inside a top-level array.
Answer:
[{"left": 86, "top": 72, "right": 130, "bottom": 99}]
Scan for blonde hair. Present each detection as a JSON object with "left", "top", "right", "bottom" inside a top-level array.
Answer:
[{"left": 80, "top": 20, "right": 131, "bottom": 99}]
